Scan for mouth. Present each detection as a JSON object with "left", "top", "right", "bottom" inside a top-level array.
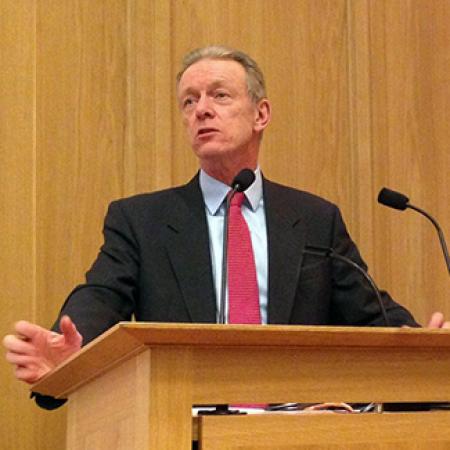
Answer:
[{"left": 197, "top": 127, "right": 219, "bottom": 137}]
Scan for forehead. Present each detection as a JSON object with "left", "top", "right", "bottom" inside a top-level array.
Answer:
[{"left": 177, "top": 58, "right": 247, "bottom": 94}]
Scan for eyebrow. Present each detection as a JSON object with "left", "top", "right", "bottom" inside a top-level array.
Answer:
[{"left": 179, "top": 79, "right": 234, "bottom": 98}]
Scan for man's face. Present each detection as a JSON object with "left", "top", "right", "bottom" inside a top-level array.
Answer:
[{"left": 177, "top": 59, "right": 265, "bottom": 166}]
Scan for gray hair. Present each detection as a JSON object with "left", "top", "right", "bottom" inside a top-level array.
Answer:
[{"left": 176, "top": 45, "right": 267, "bottom": 103}]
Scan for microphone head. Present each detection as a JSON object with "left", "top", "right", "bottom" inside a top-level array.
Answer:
[
  {"left": 377, "top": 187, "right": 409, "bottom": 211},
  {"left": 232, "top": 169, "right": 256, "bottom": 192}
]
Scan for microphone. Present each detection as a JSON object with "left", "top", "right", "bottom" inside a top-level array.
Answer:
[
  {"left": 378, "top": 187, "right": 450, "bottom": 274},
  {"left": 303, "top": 245, "right": 390, "bottom": 326},
  {"left": 198, "top": 169, "right": 256, "bottom": 417},
  {"left": 218, "top": 169, "right": 256, "bottom": 324},
  {"left": 232, "top": 169, "right": 256, "bottom": 193}
]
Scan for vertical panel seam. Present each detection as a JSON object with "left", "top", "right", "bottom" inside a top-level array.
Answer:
[
  {"left": 345, "top": 0, "right": 376, "bottom": 268},
  {"left": 345, "top": 0, "right": 359, "bottom": 236},
  {"left": 32, "top": 0, "right": 37, "bottom": 321},
  {"left": 124, "top": 0, "right": 134, "bottom": 197}
]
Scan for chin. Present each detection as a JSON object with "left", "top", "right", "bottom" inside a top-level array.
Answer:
[{"left": 193, "top": 144, "right": 231, "bottom": 160}]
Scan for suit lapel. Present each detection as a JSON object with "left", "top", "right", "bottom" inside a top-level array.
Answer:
[
  {"left": 164, "top": 175, "right": 217, "bottom": 323},
  {"left": 264, "top": 180, "right": 307, "bottom": 324},
  {"left": 162, "top": 175, "right": 306, "bottom": 324}
]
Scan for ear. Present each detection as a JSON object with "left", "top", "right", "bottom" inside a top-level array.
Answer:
[{"left": 254, "top": 99, "right": 271, "bottom": 132}]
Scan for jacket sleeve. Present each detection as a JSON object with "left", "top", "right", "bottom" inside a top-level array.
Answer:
[
  {"left": 33, "top": 200, "right": 141, "bottom": 410},
  {"left": 51, "top": 200, "right": 140, "bottom": 344}
]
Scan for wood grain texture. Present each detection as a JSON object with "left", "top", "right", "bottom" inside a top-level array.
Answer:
[
  {"left": 30, "top": 323, "right": 450, "bottom": 448},
  {"left": 368, "top": 0, "right": 450, "bottom": 322},
  {"left": 346, "top": 0, "right": 375, "bottom": 263},
  {"left": 32, "top": 323, "right": 450, "bottom": 403},
  {"left": 199, "top": 412, "right": 450, "bottom": 449},
  {"left": 124, "top": 0, "right": 173, "bottom": 195},
  {"left": 65, "top": 347, "right": 193, "bottom": 450},
  {"left": 0, "top": 4, "right": 38, "bottom": 450},
  {"left": 148, "top": 348, "right": 193, "bottom": 449},
  {"left": 36, "top": 0, "right": 128, "bottom": 321},
  {"left": 66, "top": 350, "right": 151, "bottom": 450}
]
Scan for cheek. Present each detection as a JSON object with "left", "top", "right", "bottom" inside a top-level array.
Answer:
[
  {"left": 225, "top": 109, "right": 252, "bottom": 130},
  {"left": 183, "top": 116, "right": 196, "bottom": 138},
  {"left": 233, "top": 114, "right": 256, "bottom": 137}
]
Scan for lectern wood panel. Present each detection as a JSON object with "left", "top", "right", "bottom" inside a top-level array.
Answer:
[
  {"left": 199, "top": 412, "right": 450, "bottom": 450},
  {"left": 31, "top": 324, "right": 450, "bottom": 449}
]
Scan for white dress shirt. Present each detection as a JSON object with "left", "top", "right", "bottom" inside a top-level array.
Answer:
[{"left": 199, "top": 169, "right": 268, "bottom": 324}]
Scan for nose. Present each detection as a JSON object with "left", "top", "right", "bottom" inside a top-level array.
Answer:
[{"left": 195, "top": 94, "right": 215, "bottom": 119}]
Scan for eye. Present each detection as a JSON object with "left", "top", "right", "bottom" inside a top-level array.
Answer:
[
  {"left": 215, "top": 90, "right": 229, "bottom": 100},
  {"left": 181, "top": 95, "right": 197, "bottom": 112},
  {"left": 182, "top": 96, "right": 196, "bottom": 109}
]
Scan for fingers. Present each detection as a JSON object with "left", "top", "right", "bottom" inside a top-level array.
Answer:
[
  {"left": 5, "top": 351, "right": 39, "bottom": 366},
  {"left": 5, "top": 349, "right": 50, "bottom": 384},
  {"left": 3, "top": 319, "right": 78, "bottom": 384},
  {"left": 59, "top": 315, "right": 83, "bottom": 347},
  {"left": 14, "top": 320, "right": 46, "bottom": 340},
  {"left": 2, "top": 334, "right": 36, "bottom": 355},
  {"left": 4, "top": 342, "right": 51, "bottom": 384},
  {"left": 304, "top": 402, "right": 354, "bottom": 412},
  {"left": 427, "top": 312, "right": 450, "bottom": 329},
  {"left": 14, "top": 365, "right": 42, "bottom": 384},
  {"left": 427, "top": 312, "right": 445, "bottom": 328},
  {"left": 47, "top": 332, "right": 65, "bottom": 348},
  {"left": 59, "top": 315, "right": 76, "bottom": 336}
]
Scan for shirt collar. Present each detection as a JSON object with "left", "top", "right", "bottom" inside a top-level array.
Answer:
[{"left": 200, "top": 168, "right": 263, "bottom": 215}]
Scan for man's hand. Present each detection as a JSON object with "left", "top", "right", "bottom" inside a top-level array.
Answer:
[
  {"left": 3, "top": 315, "right": 82, "bottom": 384},
  {"left": 427, "top": 312, "right": 450, "bottom": 329}
]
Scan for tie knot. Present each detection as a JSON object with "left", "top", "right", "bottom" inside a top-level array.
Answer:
[{"left": 230, "top": 191, "right": 245, "bottom": 208}]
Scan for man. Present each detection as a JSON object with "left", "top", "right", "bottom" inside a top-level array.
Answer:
[{"left": 3, "top": 46, "right": 449, "bottom": 408}]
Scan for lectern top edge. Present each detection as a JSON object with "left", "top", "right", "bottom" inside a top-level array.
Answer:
[
  {"left": 117, "top": 321, "right": 450, "bottom": 349},
  {"left": 31, "top": 322, "right": 450, "bottom": 398}
]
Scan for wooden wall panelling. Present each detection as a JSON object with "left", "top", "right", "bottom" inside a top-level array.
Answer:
[
  {"left": 0, "top": 3, "right": 39, "bottom": 450},
  {"left": 124, "top": 0, "right": 173, "bottom": 195},
  {"left": 260, "top": 0, "right": 352, "bottom": 212},
  {"left": 34, "top": 0, "right": 130, "bottom": 447},
  {"left": 346, "top": 0, "right": 376, "bottom": 267},
  {"left": 368, "top": 0, "right": 449, "bottom": 323},
  {"left": 36, "top": 0, "right": 128, "bottom": 322},
  {"left": 0, "top": 3, "right": 67, "bottom": 449}
]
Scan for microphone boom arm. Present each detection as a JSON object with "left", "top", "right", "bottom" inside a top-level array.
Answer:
[
  {"left": 303, "top": 246, "right": 390, "bottom": 326},
  {"left": 408, "top": 203, "right": 450, "bottom": 275},
  {"left": 329, "top": 250, "right": 390, "bottom": 327}
]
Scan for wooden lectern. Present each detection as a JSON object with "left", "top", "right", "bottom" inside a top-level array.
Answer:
[{"left": 32, "top": 323, "right": 450, "bottom": 449}]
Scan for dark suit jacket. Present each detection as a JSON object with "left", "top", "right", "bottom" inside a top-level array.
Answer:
[
  {"left": 36, "top": 174, "right": 419, "bottom": 408},
  {"left": 55, "top": 174, "right": 418, "bottom": 345}
]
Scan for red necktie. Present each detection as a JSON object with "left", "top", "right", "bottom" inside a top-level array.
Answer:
[
  {"left": 227, "top": 192, "right": 261, "bottom": 324},
  {"left": 227, "top": 192, "right": 264, "bottom": 408}
]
